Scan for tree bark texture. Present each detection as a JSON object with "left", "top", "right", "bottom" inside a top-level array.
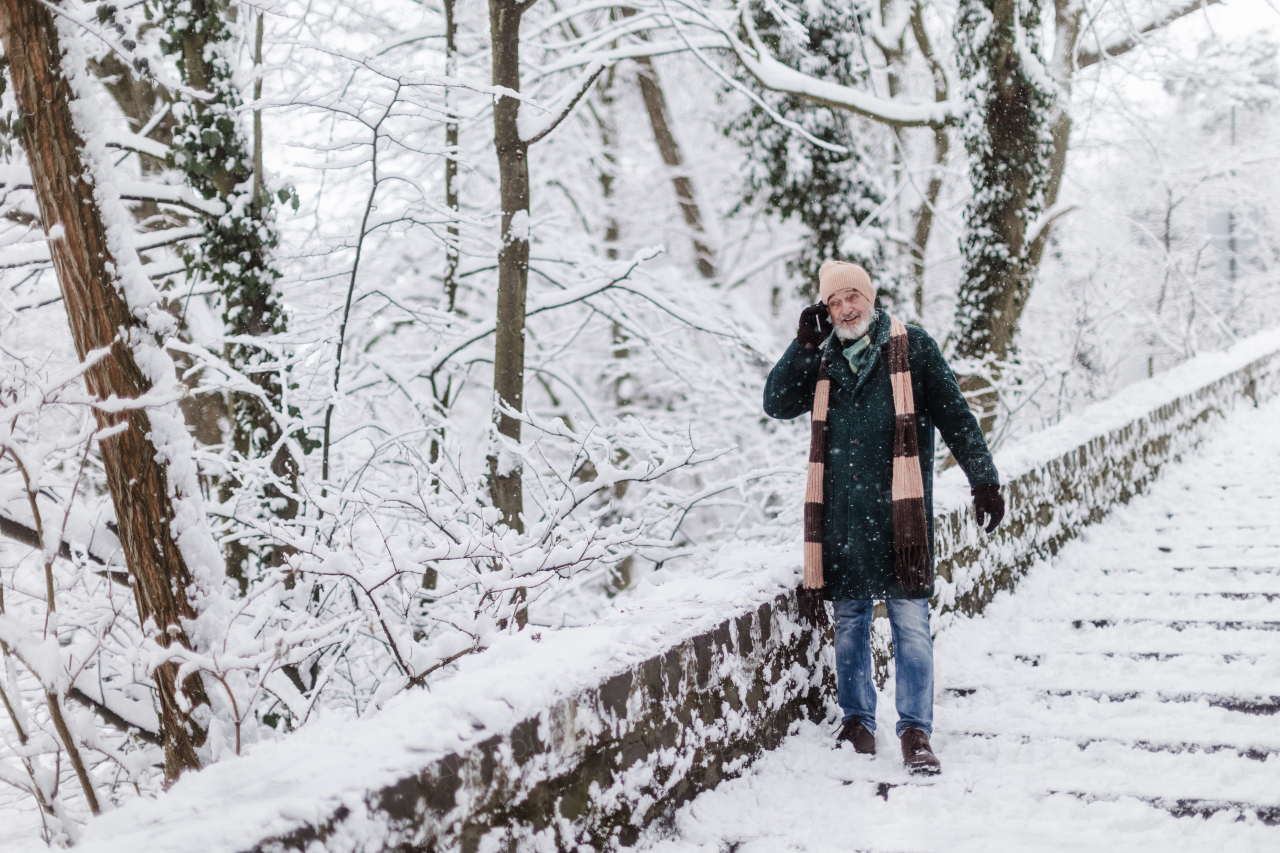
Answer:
[
  {"left": 488, "top": 0, "right": 531, "bottom": 534},
  {"left": 591, "top": 65, "right": 622, "bottom": 259},
  {"left": 444, "top": 0, "right": 461, "bottom": 311},
  {"left": 0, "top": 0, "right": 209, "bottom": 782},
  {"left": 162, "top": 0, "right": 301, "bottom": 584},
  {"left": 1025, "top": 0, "right": 1082, "bottom": 273},
  {"left": 634, "top": 57, "right": 717, "bottom": 280},
  {"left": 907, "top": 1, "right": 950, "bottom": 316},
  {"left": 86, "top": 52, "right": 229, "bottom": 448},
  {"left": 953, "top": 0, "right": 1053, "bottom": 434}
]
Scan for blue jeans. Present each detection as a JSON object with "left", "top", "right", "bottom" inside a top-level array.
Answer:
[{"left": 833, "top": 598, "right": 933, "bottom": 738}]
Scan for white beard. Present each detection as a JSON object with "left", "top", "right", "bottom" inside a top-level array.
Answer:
[{"left": 834, "top": 310, "right": 876, "bottom": 342}]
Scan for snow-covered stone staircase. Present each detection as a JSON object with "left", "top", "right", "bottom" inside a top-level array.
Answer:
[{"left": 640, "top": 396, "right": 1280, "bottom": 852}]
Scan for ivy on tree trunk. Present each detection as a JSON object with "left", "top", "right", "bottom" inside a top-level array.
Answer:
[
  {"left": 157, "top": 0, "right": 305, "bottom": 589},
  {"left": 953, "top": 0, "right": 1056, "bottom": 433}
]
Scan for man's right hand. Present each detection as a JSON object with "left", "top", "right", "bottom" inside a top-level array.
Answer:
[{"left": 797, "top": 303, "right": 833, "bottom": 349}]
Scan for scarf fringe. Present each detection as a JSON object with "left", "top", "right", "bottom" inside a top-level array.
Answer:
[{"left": 894, "top": 544, "right": 932, "bottom": 595}]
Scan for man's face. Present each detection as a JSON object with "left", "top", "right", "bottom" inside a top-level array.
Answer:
[{"left": 827, "top": 288, "right": 873, "bottom": 340}]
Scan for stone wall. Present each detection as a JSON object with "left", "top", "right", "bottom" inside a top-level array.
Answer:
[
  {"left": 251, "top": 595, "right": 834, "bottom": 853},
  {"left": 259, "top": 339, "right": 1280, "bottom": 853},
  {"left": 63, "top": 334, "right": 1280, "bottom": 853},
  {"left": 847, "top": 339, "right": 1280, "bottom": 686},
  {"left": 933, "top": 342, "right": 1280, "bottom": 620}
]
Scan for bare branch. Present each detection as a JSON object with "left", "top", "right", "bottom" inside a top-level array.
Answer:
[
  {"left": 103, "top": 129, "right": 170, "bottom": 161},
  {"left": 521, "top": 60, "right": 609, "bottom": 146},
  {"left": 0, "top": 510, "right": 107, "bottom": 566},
  {"left": 723, "top": 0, "right": 956, "bottom": 129},
  {"left": 1077, "top": 0, "right": 1224, "bottom": 69},
  {"left": 419, "top": 249, "right": 659, "bottom": 380},
  {"left": 67, "top": 688, "right": 160, "bottom": 746}
]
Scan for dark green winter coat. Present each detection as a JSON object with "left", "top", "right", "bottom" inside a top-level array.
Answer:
[{"left": 764, "top": 312, "right": 998, "bottom": 600}]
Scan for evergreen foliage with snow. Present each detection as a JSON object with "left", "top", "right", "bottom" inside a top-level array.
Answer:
[
  {"left": 953, "top": 0, "right": 1056, "bottom": 361},
  {"left": 725, "top": 0, "right": 897, "bottom": 305},
  {"left": 152, "top": 0, "right": 304, "bottom": 584}
]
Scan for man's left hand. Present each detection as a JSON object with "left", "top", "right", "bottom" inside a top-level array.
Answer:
[
  {"left": 972, "top": 484, "right": 1004, "bottom": 533},
  {"left": 797, "top": 586, "right": 830, "bottom": 629}
]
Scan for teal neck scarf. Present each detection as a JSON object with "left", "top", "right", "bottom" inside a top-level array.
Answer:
[{"left": 840, "top": 334, "right": 873, "bottom": 375}]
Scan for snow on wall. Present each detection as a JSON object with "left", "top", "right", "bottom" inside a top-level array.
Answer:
[
  {"left": 37, "top": 328, "right": 1280, "bottom": 853},
  {"left": 932, "top": 326, "right": 1280, "bottom": 626},
  {"left": 36, "top": 547, "right": 833, "bottom": 853},
  {"left": 868, "top": 326, "right": 1280, "bottom": 687},
  {"left": 249, "top": 584, "right": 834, "bottom": 853}
]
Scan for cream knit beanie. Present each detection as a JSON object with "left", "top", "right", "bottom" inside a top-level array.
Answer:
[{"left": 818, "top": 261, "right": 875, "bottom": 306}]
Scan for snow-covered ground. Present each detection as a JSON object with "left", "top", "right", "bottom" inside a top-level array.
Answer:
[{"left": 640, "top": 395, "right": 1280, "bottom": 853}]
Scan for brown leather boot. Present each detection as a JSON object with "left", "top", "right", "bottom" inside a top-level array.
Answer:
[
  {"left": 835, "top": 719, "right": 876, "bottom": 754},
  {"left": 900, "top": 728, "right": 941, "bottom": 775}
]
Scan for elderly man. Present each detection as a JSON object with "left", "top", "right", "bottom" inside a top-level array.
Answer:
[{"left": 764, "top": 261, "right": 1005, "bottom": 775}]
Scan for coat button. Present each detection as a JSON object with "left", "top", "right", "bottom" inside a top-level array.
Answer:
[
  {"left": 851, "top": 473, "right": 860, "bottom": 482},
  {"left": 853, "top": 438, "right": 861, "bottom": 445}
]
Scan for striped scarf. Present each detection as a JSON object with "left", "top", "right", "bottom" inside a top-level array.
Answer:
[{"left": 803, "top": 314, "right": 931, "bottom": 595}]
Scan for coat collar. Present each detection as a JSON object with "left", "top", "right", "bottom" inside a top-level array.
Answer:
[{"left": 822, "top": 311, "right": 890, "bottom": 390}]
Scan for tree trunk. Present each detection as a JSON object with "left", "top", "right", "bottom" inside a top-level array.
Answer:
[
  {"left": 160, "top": 0, "right": 301, "bottom": 585},
  {"left": 253, "top": 11, "right": 266, "bottom": 206},
  {"left": 1025, "top": 0, "right": 1083, "bottom": 272},
  {"left": 444, "top": 0, "right": 461, "bottom": 311},
  {"left": 950, "top": 0, "right": 1213, "bottom": 436},
  {"left": 614, "top": 6, "right": 714, "bottom": 278},
  {"left": 907, "top": 1, "right": 950, "bottom": 316},
  {"left": 86, "top": 52, "right": 229, "bottom": 447},
  {"left": 430, "top": 0, "right": 462, "bottom": 480},
  {"left": 953, "top": 0, "right": 1054, "bottom": 434},
  {"left": 633, "top": 56, "right": 717, "bottom": 280},
  {"left": 488, "top": 0, "right": 531, "bottom": 537},
  {"left": 590, "top": 64, "right": 622, "bottom": 260},
  {"left": 0, "top": 0, "right": 208, "bottom": 782},
  {"left": 880, "top": 0, "right": 908, "bottom": 288}
]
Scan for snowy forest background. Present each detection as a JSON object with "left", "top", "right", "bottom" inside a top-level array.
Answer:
[{"left": 1, "top": 0, "right": 1278, "bottom": 843}]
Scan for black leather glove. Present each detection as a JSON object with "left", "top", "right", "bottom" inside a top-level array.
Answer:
[
  {"left": 797, "top": 586, "right": 830, "bottom": 630},
  {"left": 972, "top": 484, "right": 1005, "bottom": 533},
  {"left": 797, "top": 303, "right": 833, "bottom": 349}
]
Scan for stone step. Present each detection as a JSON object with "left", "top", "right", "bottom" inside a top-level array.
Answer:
[
  {"left": 1004, "top": 592, "right": 1280, "bottom": 621},
  {"left": 942, "top": 686, "right": 1280, "bottom": 715},
  {"left": 939, "top": 650, "right": 1280, "bottom": 695},
  {"left": 973, "top": 650, "right": 1273, "bottom": 666},
  {"left": 934, "top": 689, "right": 1280, "bottom": 755},
  {"left": 1152, "top": 537, "right": 1280, "bottom": 550},
  {"left": 1095, "top": 579, "right": 1280, "bottom": 595},
  {"left": 1064, "top": 617, "right": 1280, "bottom": 630},
  {"left": 941, "top": 620, "right": 1280, "bottom": 656},
  {"left": 853, "top": 781, "right": 1280, "bottom": 827},
  {"left": 835, "top": 730, "right": 1280, "bottom": 812},
  {"left": 1153, "top": 545, "right": 1280, "bottom": 558},
  {"left": 1020, "top": 568, "right": 1280, "bottom": 593},
  {"left": 1049, "top": 791, "right": 1280, "bottom": 825}
]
